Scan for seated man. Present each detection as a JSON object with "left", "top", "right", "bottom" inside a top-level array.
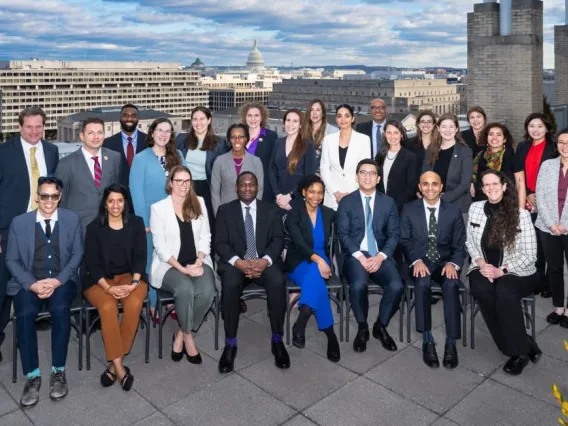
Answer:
[
  {"left": 6, "top": 177, "right": 83, "bottom": 407},
  {"left": 214, "top": 172, "right": 289, "bottom": 373},
  {"left": 400, "top": 171, "right": 466, "bottom": 369},
  {"left": 337, "top": 159, "right": 404, "bottom": 353}
]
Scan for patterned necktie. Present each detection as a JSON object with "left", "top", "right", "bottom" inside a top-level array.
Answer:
[
  {"left": 30, "top": 146, "right": 39, "bottom": 210},
  {"left": 244, "top": 206, "right": 257, "bottom": 259},
  {"left": 44, "top": 219, "right": 52, "bottom": 238},
  {"left": 92, "top": 156, "right": 102, "bottom": 188},
  {"left": 365, "top": 196, "right": 378, "bottom": 256},
  {"left": 126, "top": 136, "right": 134, "bottom": 168},
  {"left": 427, "top": 207, "right": 440, "bottom": 262},
  {"left": 374, "top": 125, "right": 381, "bottom": 158}
]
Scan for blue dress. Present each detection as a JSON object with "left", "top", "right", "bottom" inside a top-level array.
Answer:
[{"left": 287, "top": 207, "right": 334, "bottom": 329}]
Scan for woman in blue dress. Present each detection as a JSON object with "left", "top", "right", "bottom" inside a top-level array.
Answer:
[{"left": 285, "top": 175, "right": 340, "bottom": 362}]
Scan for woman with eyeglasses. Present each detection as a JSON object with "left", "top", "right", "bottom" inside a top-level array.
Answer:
[
  {"left": 407, "top": 111, "right": 438, "bottom": 181},
  {"left": 150, "top": 165, "right": 216, "bottom": 363}
]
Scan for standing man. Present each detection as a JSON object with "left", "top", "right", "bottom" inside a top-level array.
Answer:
[
  {"left": 337, "top": 159, "right": 404, "bottom": 353},
  {"left": 400, "top": 171, "right": 466, "bottom": 369},
  {"left": 0, "top": 106, "right": 59, "bottom": 362},
  {"left": 356, "top": 98, "right": 387, "bottom": 158},
  {"left": 56, "top": 117, "right": 121, "bottom": 234},
  {"left": 103, "top": 104, "right": 147, "bottom": 187}
]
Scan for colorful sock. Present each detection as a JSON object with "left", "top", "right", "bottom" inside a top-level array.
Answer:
[
  {"left": 226, "top": 337, "right": 237, "bottom": 347},
  {"left": 446, "top": 336, "right": 456, "bottom": 345},
  {"left": 26, "top": 368, "right": 40, "bottom": 379},
  {"left": 51, "top": 366, "right": 65, "bottom": 374},
  {"left": 423, "top": 330, "right": 433, "bottom": 343},
  {"left": 271, "top": 333, "right": 283, "bottom": 343}
]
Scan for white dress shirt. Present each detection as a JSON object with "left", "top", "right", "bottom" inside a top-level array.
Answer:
[
  {"left": 353, "top": 191, "right": 387, "bottom": 260},
  {"left": 36, "top": 209, "right": 59, "bottom": 236},
  {"left": 81, "top": 147, "right": 103, "bottom": 179},
  {"left": 21, "top": 138, "right": 48, "bottom": 212}
]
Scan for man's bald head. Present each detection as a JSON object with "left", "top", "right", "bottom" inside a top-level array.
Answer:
[{"left": 419, "top": 171, "right": 443, "bottom": 203}]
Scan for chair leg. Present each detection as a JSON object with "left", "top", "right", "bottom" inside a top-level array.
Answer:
[
  {"left": 344, "top": 283, "right": 350, "bottom": 342},
  {"left": 12, "top": 318, "right": 17, "bottom": 383},
  {"left": 470, "top": 300, "right": 476, "bottom": 350},
  {"left": 406, "top": 288, "right": 413, "bottom": 344},
  {"left": 399, "top": 289, "right": 405, "bottom": 343},
  {"left": 85, "top": 308, "right": 91, "bottom": 371},
  {"left": 214, "top": 294, "right": 219, "bottom": 350},
  {"left": 462, "top": 290, "right": 467, "bottom": 348},
  {"left": 144, "top": 301, "right": 150, "bottom": 364},
  {"left": 157, "top": 298, "right": 163, "bottom": 360},
  {"left": 530, "top": 299, "right": 536, "bottom": 340},
  {"left": 338, "top": 286, "right": 344, "bottom": 342},
  {"left": 285, "top": 288, "right": 291, "bottom": 346},
  {"left": 78, "top": 310, "right": 83, "bottom": 371}
]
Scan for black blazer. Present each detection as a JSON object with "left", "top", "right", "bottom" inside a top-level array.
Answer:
[
  {"left": 356, "top": 120, "right": 374, "bottom": 154},
  {"left": 250, "top": 128, "right": 278, "bottom": 202},
  {"left": 0, "top": 138, "right": 59, "bottom": 230},
  {"left": 376, "top": 147, "right": 418, "bottom": 213},
  {"left": 103, "top": 131, "right": 147, "bottom": 187},
  {"left": 513, "top": 139, "right": 557, "bottom": 195},
  {"left": 284, "top": 203, "right": 335, "bottom": 272},
  {"left": 176, "top": 134, "right": 229, "bottom": 183},
  {"left": 214, "top": 199, "right": 284, "bottom": 272},
  {"left": 83, "top": 215, "right": 148, "bottom": 290},
  {"left": 461, "top": 128, "right": 484, "bottom": 158},
  {"left": 406, "top": 136, "right": 426, "bottom": 176},
  {"left": 269, "top": 137, "right": 317, "bottom": 197}
]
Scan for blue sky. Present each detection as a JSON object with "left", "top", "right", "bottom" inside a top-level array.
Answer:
[{"left": 0, "top": 0, "right": 564, "bottom": 68}]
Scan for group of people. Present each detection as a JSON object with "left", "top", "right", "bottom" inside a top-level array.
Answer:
[{"left": 0, "top": 98, "right": 564, "bottom": 409}]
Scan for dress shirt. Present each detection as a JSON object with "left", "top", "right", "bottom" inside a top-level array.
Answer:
[
  {"left": 121, "top": 130, "right": 139, "bottom": 157},
  {"left": 353, "top": 191, "right": 387, "bottom": 260},
  {"left": 81, "top": 147, "right": 103, "bottom": 179},
  {"left": 36, "top": 209, "right": 59, "bottom": 235},
  {"left": 21, "top": 138, "right": 48, "bottom": 212},
  {"left": 372, "top": 121, "right": 385, "bottom": 157}
]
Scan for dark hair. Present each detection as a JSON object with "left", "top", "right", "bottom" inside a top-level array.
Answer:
[
  {"left": 239, "top": 103, "right": 269, "bottom": 128},
  {"left": 375, "top": 120, "right": 407, "bottom": 167},
  {"left": 466, "top": 106, "right": 487, "bottom": 127},
  {"left": 146, "top": 118, "right": 182, "bottom": 171},
  {"left": 558, "top": 128, "right": 568, "bottom": 138},
  {"left": 413, "top": 110, "right": 439, "bottom": 149},
  {"left": 336, "top": 104, "right": 355, "bottom": 128},
  {"left": 120, "top": 104, "right": 138, "bottom": 113},
  {"left": 296, "top": 174, "right": 325, "bottom": 194},
  {"left": 81, "top": 117, "right": 105, "bottom": 133},
  {"left": 185, "top": 106, "right": 218, "bottom": 151},
  {"left": 523, "top": 112, "right": 554, "bottom": 144},
  {"left": 427, "top": 113, "right": 467, "bottom": 165},
  {"left": 356, "top": 158, "right": 379, "bottom": 174},
  {"left": 37, "top": 176, "right": 63, "bottom": 192},
  {"left": 166, "top": 165, "right": 203, "bottom": 221},
  {"left": 98, "top": 184, "right": 131, "bottom": 226},
  {"left": 18, "top": 106, "right": 47, "bottom": 126},
  {"left": 304, "top": 99, "right": 328, "bottom": 147},
  {"left": 236, "top": 171, "right": 258, "bottom": 186},
  {"left": 226, "top": 123, "right": 250, "bottom": 147},
  {"left": 481, "top": 122, "right": 515, "bottom": 150},
  {"left": 283, "top": 109, "right": 308, "bottom": 174}
]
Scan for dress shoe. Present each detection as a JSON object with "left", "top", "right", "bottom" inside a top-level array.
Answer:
[
  {"left": 546, "top": 311, "right": 563, "bottom": 325},
  {"left": 20, "top": 376, "right": 41, "bottom": 408},
  {"left": 372, "top": 322, "right": 397, "bottom": 352},
  {"left": 422, "top": 342, "right": 440, "bottom": 368},
  {"left": 442, "top": 344, "right": 459, "bottom": 369},
  {"left": 526, "top": 335, "right": 542, "bottom": 364},
  {"left": 49, "top": 370, "right": 68, "bottom": 400},
  {"left": 271, "top": 342, "right": 290, "bottom": 369},
  {"left": 540, "top": 290, "right": 552, "bottom": 298},
  {"left": 503, "top": 355, "right": 529, "bottom": 375},
  {"left": 218, "top": 345, "right": 237, "bottom": 374},
  {"left": 171, "top": 333, "right": 184, "bottom": 362},
  {"left": 327, "top": 336, "right": 341, "bottom": 363},
  {"left": 239, "top": 300, "right": 248, "bottom": 314},
  {"left": 291, "top": 323, "right": 305, "bottom": 349},
  {"left": 186, "top": 351, "right": 202, "bottom": 364},
  {"left": 560, "top": 316, "right": 568, "bottom": 329},
  {"left": 353, "top": 328, "right": 370, "bottom": 353}
]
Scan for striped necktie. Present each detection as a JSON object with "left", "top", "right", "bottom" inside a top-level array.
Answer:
[
  {"left": 30, "top": 146, "right": 39, "bottom": 210},
  {"left": 92, "top": 156, "right": 102, "bottom": 188},
  {"left": 244, "top": 207, "right": 257, "bottom": 259},
  {"left": 365, "top": 196, "right": 378, "bottom": 256}
]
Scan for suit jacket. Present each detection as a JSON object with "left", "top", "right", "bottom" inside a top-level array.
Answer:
[
  {"left": 5, "top": 208, "right": 83, "bottom": 296},
  {"left": 461, "top": 128, "right": 484, "bottom": 158},
  {"left": 150, "top": 196, "right": 213, "bottom": 288},
  {"left": 0, "top": 137, "right": 59, "bottom": 230},
  {"left": 210, "top": 151, "right": 264, "bottom": 216},
  {"left": 83, "top": 214, "right": 148, "bottom": 290},
  {"left": 251, "top": 128, "right": 278, "bottom": 202},
  {"left": 269, "top": 137, "right": 317, "bottom": 197},
  {"left": 214, "top": 199, "right": 284, "bottom": 272},
  {"left": 176, "top": 134, "right": 229, "bottom": 183},
  {"left": 56, "top": 147, "right": 122, "bottom": 234},
  {"left": 377, "top": 147, "right": 418, "bottom": 213},
  {"left": 103, "top": 131, "right": 147, "bottom": 187},
  {"left": 356, "top": 121, "right": 376, "bottom": 153},
  {"left": 535, "top": 157, "right": 568, "bottom": 233},
  {"left": 320, "top": 130, "right": 372, "bottom": 210},
  {"left": 400, "top": 199, "right": 466, "bottom": 268},
  {"left": 336, "top": 190, "right": 399, "bottom": 263},
  {"left": 513, "top": 139, "right": 556, "bottom": 195}
]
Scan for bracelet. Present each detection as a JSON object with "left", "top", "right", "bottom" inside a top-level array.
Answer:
[
  {"left": 131, "top": 279, "right": 140, "bottom": 287},
  {"left": 105, "top": 286, "right": 111, "bottom": 293}
]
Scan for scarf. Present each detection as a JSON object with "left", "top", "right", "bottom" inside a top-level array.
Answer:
[{"left": 472, "top": 147, "right": 506, "bottom": 183}]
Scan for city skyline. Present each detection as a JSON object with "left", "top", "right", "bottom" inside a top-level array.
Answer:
[{"left": 0, "top": 0, "right": 564, "bottom": 68}]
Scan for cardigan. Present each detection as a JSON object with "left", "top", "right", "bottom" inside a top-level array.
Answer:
[{"left": 535, "top": 157, "right": 568, "bottom": 234}]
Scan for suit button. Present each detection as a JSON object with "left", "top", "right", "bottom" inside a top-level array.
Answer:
[
  {"left": 47, "top": 240, "right": 51, "bottom": 243},
  {"left": 48, "top": 255, "right": 51, "bottom": 259}
]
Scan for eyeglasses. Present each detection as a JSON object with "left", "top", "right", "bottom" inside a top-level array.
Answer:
[
  {"left": 557, "top": 141, "right": 568, "bottom": 147},
  {"left": 358, "top": 170, "right": 378, "bottom": 177},
  {"left": 155, "top": 128, "right": 173, "bottom": 135},
  {"left": 230, "top": 135, "right": 247, "bottom": 141},
  {"left": 370, "top": 106, "right": 386, "bottom": 111},
  {"left": 38, "top": 193, "right": 61, "bottom": 201},
  {"left": 172, "top": 179, "right": 191, "bottom": 186},
  {"left": 419, "top": 120, "right": 434, "bottom": 125}
]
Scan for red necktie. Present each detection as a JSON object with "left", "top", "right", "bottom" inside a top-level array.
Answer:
[
  {"left": 92, "top": 156, "right": 102, "bottom": 188},
  {"left": 126, "top": 136, "right": 134, "bottom": 167}
]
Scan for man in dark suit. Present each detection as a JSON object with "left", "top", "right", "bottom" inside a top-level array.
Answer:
[
  {"left": 103, "top": 104, "right": 147, "bottom": 187},
  {"left": 356, "top": 98, "right": 387, "bottom": 158},
  {"left": 400, "top": 171, "right": 466, "bottom": 369},
  {"left": 0, "top": 106, "right": 59, "bottom": 362},
  {"left": 337, "top": 159, "right": 404, "bottom": 353},
  {"left": 214, "top": 171, "right": 289, "bottom": 373},
  {"left": 6, "top": 177, "right": 83, "bottom": 407}
]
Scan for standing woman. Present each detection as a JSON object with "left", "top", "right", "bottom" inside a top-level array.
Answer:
[
  {"left": 461, "top": 106, "right": 487, "bottom": 158},
  {"left": 535, "top": 128, "right": 568, "bottom": 326},
  {"left": 407, "top": 110, "right": 438, "bottom": 172},
  {"left": 304, "top": 99, "right": 338, "bottom": 170},
  {"left": 320, "top": 104, "right": 371, "bottom": 210},
  {"left": 240, "top": 102, "right": 278, "bottom": 202},
  {"left": 269, "top": 109, "right": 317, "bottom": 211}
]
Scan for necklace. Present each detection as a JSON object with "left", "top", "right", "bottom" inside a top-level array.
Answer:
[
  {"left": 386, "top": 151, "right": 399, "bottom": 161},
  {"left": 233, "top": 157, "right": 244, "bottom": 166}
]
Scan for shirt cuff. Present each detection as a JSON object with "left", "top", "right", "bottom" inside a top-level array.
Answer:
[
  {"left": 352, "top": 251, "right": 364, "bottom": 259},
  {"left": 410, "top": 259, "right": 420, "bottom": 267},
  {"left": 447, "top": 262, "right": 460, "bottom": 271},
  {"left": 228, "top": 256, "right": 240, "bottom": 266},
  {"left": 263, "top": 255, "right": 273, "bottom": 267},
  {"left": 379, "top": 252, "right": 387, "bottom": 260}
]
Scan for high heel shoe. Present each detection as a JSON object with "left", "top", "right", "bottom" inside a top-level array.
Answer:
[
  {"left": 171, "top": 333, "right": 184, "bottom": 362},
  {"left": 186, "top": 351, "right": 202, "bottom": 364},
  {"left": 119, "top": 368, "right": 134, "bottom": 391}
]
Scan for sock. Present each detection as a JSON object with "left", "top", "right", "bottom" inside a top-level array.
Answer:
[
  {"left": 358, "top": 322, "right": 369, "bottom": 331},
  {"left": 226, "top": 337, "right": 237, "bottom": 347},
  {"left": 423, "top": 330, "right": 433, "bottom": 343},
  {"left": 51, "top": 366, "right": 64, "bottom": 374},
  {"left": 271, "top": 333, "right": 283, "bottom": 343},
  {"left": 446, "top": 336, "right": 456, "bottom": 345},
  {"left": 294, "top": 305, "right": 312, "bottom": 335},
  {"left": 26, "top": 368, "right": 40, "bottom": 379}
]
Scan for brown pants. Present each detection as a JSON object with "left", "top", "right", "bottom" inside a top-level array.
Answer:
[{"left": 84, "top": 274, "right": 148, "bottom": 361}]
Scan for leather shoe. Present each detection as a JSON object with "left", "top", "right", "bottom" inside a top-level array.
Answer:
[
  {"left": 540, "top": 290, "right": 552, "bottom": 298},
  {"left": 218, "top": 345, "right": 237, "bottom": 374},
  {"left": 526, "top": 335, "right": 542, "bottom": 364},
  {"left": 422, "top": 342, "right": 439, "bottom": 368},
  {"left": 503, "top": 355, "right": 529, "bottom": 375},
  {"left": 546, "top": 311, "right": 563, "bottom": 325},
  {"left": 327, "top": 336, "right": 341, "bottom": 363},
  {"left": 372, "top": 322, "right": 397, "bottom": 352},
  {"left": 271, "top": 341, "right": 290, "bottom": 369},
  {"left": 442, "top": 343, "right": 459, "bottom": 369},
  {"left": 353, "top": 328, "right": 369, "bottom": 353},
  {"left": 291, "top": 323, "right": 305, "bottom": 349},
  {"left": 560, "top": 316, "right": 568, "bottom": 329}
]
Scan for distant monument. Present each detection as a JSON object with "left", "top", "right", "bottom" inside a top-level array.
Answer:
[
  {"left": 246, "top": 40, "right": 265, "bottom": 70},
  {"left": 190, "top": 57, "right": 205, "bottom": 69}
]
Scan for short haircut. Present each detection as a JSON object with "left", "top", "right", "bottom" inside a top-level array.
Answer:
[
  {"left": 236, "top": 171, "right": 258, "bottom": 186},
  {"left": 356, "top": 158, "right": 379, "bottom": 174},
  {"left": 18, "top": 106, "right": 47, "bottom": 126},
  {"left": 37, "top": 176, "right": 63, "bottom": 192},
  {"left": 226, "top": 123, "right": 250, "bottom": 143},
  {"left": 297, "top": 174, "right": 325, "bottom": 194},
  {"left": 81, "top": 117, "right": 105, "bottom": 133},
  {"left": 121, "top": 104, "right": 138, "bottom": 113}
]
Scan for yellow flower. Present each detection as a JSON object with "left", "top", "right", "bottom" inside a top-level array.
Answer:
[
  {"left": 563, "top": 406, "right": 568, "bottom": 417},
  {"left": 559, "top": 418, "right": 567, "bottom": 426},
  {"left": 563, "top": 401, "right": 568, "bottom": 411},
  {"left": 564, "top": 340, "right": 568, "bottom": 352},
  {"left": 553, "top": 384, "right": 563, "bottom": 401}
]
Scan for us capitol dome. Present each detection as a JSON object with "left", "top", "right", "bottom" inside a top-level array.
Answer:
[{"left": 246, "top": 40, "right": 265, "bottom": 70}]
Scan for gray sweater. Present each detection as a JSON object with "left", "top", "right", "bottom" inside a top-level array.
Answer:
[{"left": 535, "top": 157, "right": 568, "bottom": 234}]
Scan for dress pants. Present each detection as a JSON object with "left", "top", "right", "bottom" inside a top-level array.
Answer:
[
  {"left": 13, "top": 280, "right": 76, "bottom": 374},
  {"left": 0, "top": 229, "right": 12, "bottom": 349},
  {"left": 343, "top": 253, "right": 404, "bottom": 327},
  {"left": 539, "top": 231, "right": 568, "bottom": 308},
  {"left": 469, "top": 270, "right": 536, "bottom": 356},
  {"left": 532, "top": 213, "right": 549, "bottom": 293}
]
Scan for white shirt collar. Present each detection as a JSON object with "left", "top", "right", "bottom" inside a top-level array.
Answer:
[
  {"left": 423, "top": 198, "right": 441, "bottom": 211},
  {"left": 21, "top": 137, "right": 43, "bottom": 152},
  {"left": 240, "top": 199, "right": 257, "bottom": 211},
  {"left": 82, "top": 146, "right": 102, "bottom": 159},
  {"left": 359, "top": 190, "right": 376, "bottom": 201},
  {"left": 373, "top": 121, "right": 385, "bottom": 129},
  {"left": 36, "top": 209, "right": 58, "bottom": 223}
]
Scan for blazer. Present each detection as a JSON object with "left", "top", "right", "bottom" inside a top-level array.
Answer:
[
  {"left": 513, "top": 140, "right": 556, "bottom": 195},
  {"left": 461, "top": 128, "right": 484, "bottom": 158},
  {"left": 83, "top": 215, "right": 148, "bottom": 290},
  {"left": 269, "top": 137, "right": 317, "bottom": 197},
  {"left": 465, "top": 201, "right": 537, "bottom": 277},
  {"left": 535, "top": 157, "right": 568, "bottom": 234},
  {"left": 284, "top": 203, "right": 335, "bottom": 272},
  {"left": 320, "top": 130, "right": 372, "bottom": 210},
  {"left": 5, "top": 208, "right": 83, "bottom": 296},
  {"left": 150, "top": 196, "right": 213, "bottom": 289},
  {"left": 423, "top": 143, "right": 473, "bottom": 213},
  {"left": 377, "top": 147, "right": 418, "bottom": 213},
  {"left": 103, "top": 131, "right": 147, "bottom": 187},
  {"left": 210, "top": 151, "right": 264, "bottom": 216},
  {"left": 406, "top": 136, "right": 427, "bottom": 178},
  {"left": 0, "top": 137, "right": 59, "bottom": 230},
  {"left": 56, "top": 147, "right": 121, "bottom": 234},
  {"left": 176, "top": 134, "right": 229, "bottom": 183},
  {"left": 355, "top": 120, "right": 377, "bottom": 153},
  {"left": 400, "top": 199, "right": 466, "bottom": 268},
  {"left": 336, "top": 190, "right": 399, "bottom": 263},
  {"left": 214, "top": 199, "right": 284, "bottom": 272},
  {"left": 250, "top": 128, "right": 278, "bottom": 202}
]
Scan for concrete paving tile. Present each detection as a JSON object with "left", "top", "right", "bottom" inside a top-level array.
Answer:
[
  {"left": 281, "top": 414, "right": 318, "bottom": 426},
  {"left": 0, "top": 385, "right": 18, "bottom": 416},
  {"left": 0, "top": 410, "right": 33, "bottom": 425},
  {"left": 431, "top": 417, "right": 460, "bottom": 426},
  {"left": 131, "top": 412, "right": 176, "bottom": 426},
  {"left": 534, "top": 324, "right": 568, "bottom": 363}
]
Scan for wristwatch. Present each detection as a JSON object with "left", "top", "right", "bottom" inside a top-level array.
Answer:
[
  {"left": 500, "top": 267, "right": 509, "bottom": 275},
  {"left": 131, "top": 279, "right": 140, "bottom": 287}
]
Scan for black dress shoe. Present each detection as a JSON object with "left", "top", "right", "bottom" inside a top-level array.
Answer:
[
  {"left": 218, "top": 345, "right": 237, "bottom": 374},
  {"left": 547, "top": 311, "right": 563, "bottom": 325},
  {"left": 540, "top": 290, "right": 552, "bottom": 298},
  {"left": 422, "top": 342, "right": 440, "bottom": 368},
  {"left": 327, "top": 336, "right": 341, "bottom": 363},
  {"left": 526, "top": 335, "right": 542, "bottom": 363},
  {"left": 272, "top": 341, "right": 290, "bottom": 369},
  {"left": 560, "top": 316, "right": 568, "bottom": 329},
  {"left": 372, "top": 322, "right": 397, "bottom": 352},
  {"left": 353, "top": 328, "right": 370, "bottom": 353},
  {"left": 442, "top": 343, "right": 459, "bottom": 369},
  {"left": 186, "top": 352, "right": 202, "bottom": 364},
  {"left": 171, "top": 333, "right": 184, "bottom": 362},
  {"left": 503, "top": 355, "right": 529, "bottom": 375},
  {"left": 291, "top": 323, "right": 305, "bottom": 349}
]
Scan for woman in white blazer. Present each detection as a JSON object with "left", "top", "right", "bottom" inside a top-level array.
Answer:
[
  {"left": 150, "top": 165, "right": 216, "bottom": 364},
  {"left": 320, "top": 104, "right": 372, "bottom": 210}
]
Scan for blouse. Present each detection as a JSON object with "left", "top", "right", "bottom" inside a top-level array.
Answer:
[{"left": 177, "top": 215, "right": 197, "bottom": 266}]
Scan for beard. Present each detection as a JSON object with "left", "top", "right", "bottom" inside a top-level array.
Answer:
[{"left": 120, "top": 119, "right": 138, "bottom": 132}]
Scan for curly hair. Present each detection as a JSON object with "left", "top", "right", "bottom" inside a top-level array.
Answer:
[
  {"left": 481, "top": 122, "right": 515, "bottom": 150},
  {"left": 239, "top": 102, "right": 269, "bottom": 129},
  {"left": 146, "top": 118, "right": 182, "bottom": 172},
  {"left": 296, "top": 174, "right": 325, "bottom": 195}
]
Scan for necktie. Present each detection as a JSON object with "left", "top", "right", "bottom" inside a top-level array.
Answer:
[
  {"left": 126, "top": 136, "right": 134, "bottom": 168},
  {"left": 92, "top": 156, "right": 102, "bottom": 188},
  {"left": 365, "top": 197, "right": 378, "bottom": 256},
  {"left": 427, "top": 207, "right": 440, "bottom": 262},
  {"left": 375, "top": 125, "right": 382, "bottom": 157},
  {"left": 44, "top": 219, "right": 52, "bottom": 238},
  {"left": 30, "top": 147, "right": 39, "bottom": 210},
  {"left": 244, "top": 206, "right": 257, "bottom": 259}
]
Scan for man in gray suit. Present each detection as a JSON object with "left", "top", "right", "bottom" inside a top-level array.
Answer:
[{"left": 56, "top": 117, "right": 121, "bottom": 233}]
